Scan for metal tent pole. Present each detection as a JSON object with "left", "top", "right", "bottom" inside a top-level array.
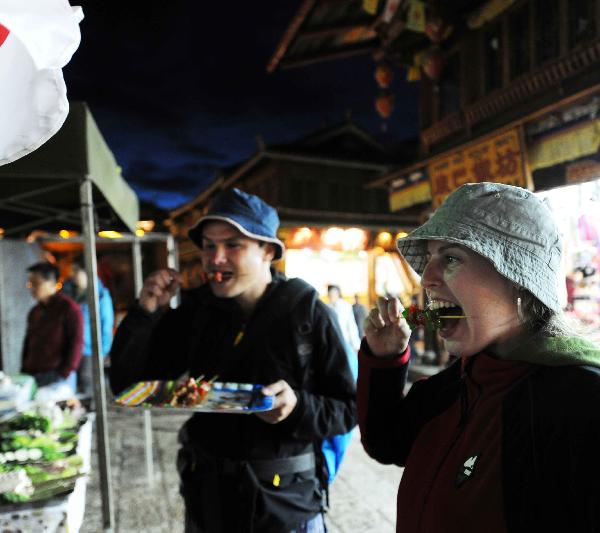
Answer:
[
  {"left": 166, "top": 234, "right": 180, "bottom": 307},
  {"left": 80, "top": 179, "right": 114, "bottom": 532},
  {"left": 131, "top": 237, "right": 155, "bottom": 486}
]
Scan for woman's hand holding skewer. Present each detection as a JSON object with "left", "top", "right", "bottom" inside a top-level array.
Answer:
[{"left": 364, "top": 297, "right": 412, "bottom": 358}]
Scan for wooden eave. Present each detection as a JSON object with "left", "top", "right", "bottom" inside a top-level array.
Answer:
[
  {"left": 276, "top": 206, "right": 420, "bottom": 229},
  {"left": 169, "top": 147, "right": 391, "bottom": 222},
  {"left": 268, "top": 0, "right": 318, "bottom": 73},
  {"left": 268, "top": 0, "right": 380, "bottom": 73},
  {"left": 297, "top": 121, "right": 388, "bottom": 153},
  {"left": 264, "top": 149, "right": 389, "bottom": 171}
]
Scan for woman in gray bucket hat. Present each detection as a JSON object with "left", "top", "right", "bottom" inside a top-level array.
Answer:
[{"left": 357, "top": 182, "right": 600, "bottom": 533}]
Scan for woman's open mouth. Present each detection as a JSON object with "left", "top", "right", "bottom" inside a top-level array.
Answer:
[{"left": 428, "top": 300, "right": 465, "bottom": 336}]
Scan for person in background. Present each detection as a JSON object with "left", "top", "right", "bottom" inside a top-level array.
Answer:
[
  {"left": 359, "top": 182, "right": 600, "bottom": 532},
  {"left": 352, "top": 294, "right": 368, "bottom": 339},
  {"left": 62, "top": 255, "right": 114, "bottom": 400},
  {"left": 327, "top": 285, "right": 361, "bottom": 355},
  {"left": 21, "top": 262, "right": 83, "bottom": 394}
]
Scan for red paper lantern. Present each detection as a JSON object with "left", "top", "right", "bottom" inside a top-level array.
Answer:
[
  {"left": 374, "top": 63, "right": 394, "bottom": 89},
  {"left": 424, "top": 16, "right": 453, "bottom": 43},
  {"left": 375, "top": 92, "right": 395, "bottom": 119},
  {"left": 422, "top": 47, "right": 443, "bottom": 80}
]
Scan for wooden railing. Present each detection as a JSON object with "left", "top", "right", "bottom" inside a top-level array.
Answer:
[{"left": 421, "top": 37, "right": 600, "bottom": 148}]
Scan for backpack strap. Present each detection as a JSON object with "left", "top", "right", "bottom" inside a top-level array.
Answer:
[
  {"left": 285, "top": 279, "right": 319, "bottom": 384},
  {"left": 279, "top": 279, "right": 332, "bottom": 505}
]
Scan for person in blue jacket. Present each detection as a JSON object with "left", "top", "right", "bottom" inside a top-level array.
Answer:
[{"left": 62, "top": 255, "right": 114, "bottom": 400}]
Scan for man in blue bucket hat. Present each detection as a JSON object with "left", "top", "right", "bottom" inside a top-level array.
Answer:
[{"left": 110, "top": 188, "right": 356, "bottom": 533}]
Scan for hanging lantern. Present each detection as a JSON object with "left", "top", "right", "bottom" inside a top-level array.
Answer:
[
  {"left": 424, "top": 18, "right": 445, "bottom": 43},
  {"left": 424, "top": 15, "right": 453, "bottom": 43},
  {"left": 374, "top": 62, "right": 394, "bottom": 89},
  {"left": 422, "top": 47, "right": 443, "bottom": 80},
  {"left": 375, "top": 91, "right": 395, "bottom": 119}
]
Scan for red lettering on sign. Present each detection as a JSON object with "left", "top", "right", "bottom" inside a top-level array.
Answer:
[
  {"left": 471, "top": 158, "right": 493, "bottom": 182},
  {"left": 452, "top": 167, "right": 469, "bottom": 187},
  {"left": 0, "top": 24, "right": 9, "bottom": 48},
  {"left": 495, "top": 149, "right": 519, "bottom": 177}
]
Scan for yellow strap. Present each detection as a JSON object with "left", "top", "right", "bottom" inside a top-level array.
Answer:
[{"left": 233, "top": 330, "right": 244, "bottom": 346}]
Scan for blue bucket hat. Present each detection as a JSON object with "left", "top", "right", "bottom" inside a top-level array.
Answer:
[
  {"left": 396, "top": 182, "right": 563, "bottom": 313},
  {"left": 188, "top": 188, "right": 285, "bottom": 261}
]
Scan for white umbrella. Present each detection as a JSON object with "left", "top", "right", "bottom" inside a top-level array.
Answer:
[{"left": 0, "top": 0, "right": 83, "bottom": 165}]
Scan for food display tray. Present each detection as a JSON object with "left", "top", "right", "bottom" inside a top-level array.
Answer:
[{"left": 114, "top": 380, "right": 275, "bottom": 414}]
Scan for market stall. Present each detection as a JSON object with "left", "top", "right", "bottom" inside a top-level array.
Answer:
[
  {"left": 537, "top": 178, "right": 600, "bottom": 327},
  {"left": 0, "top": 101, "right": 140, "bottom": 531},
  {"left": 0, "top": 399, "right": 92, "bottom": 533},
  {"left": 280, "top": 225, "right": 420, "bottom": 306}
]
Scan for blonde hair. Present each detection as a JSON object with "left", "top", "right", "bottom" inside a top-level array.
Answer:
[{"left": 520, "top": 289, "right": 600, "bottom": 344}]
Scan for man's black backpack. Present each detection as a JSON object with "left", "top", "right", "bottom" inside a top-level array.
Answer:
[{"left": 277, "top": 278, "right": 354, "bottom": 491}]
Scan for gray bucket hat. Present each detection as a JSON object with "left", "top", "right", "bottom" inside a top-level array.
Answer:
[{"left": 396, "top": 182, "right": 563, "bottom": 313}]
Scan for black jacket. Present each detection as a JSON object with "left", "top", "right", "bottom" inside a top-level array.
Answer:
[
  {"left": 358, "top": 339, "right": 600, "bottom": 533},
  {"left": 110, "top": 274, "right": 357, "bottom": 461}
]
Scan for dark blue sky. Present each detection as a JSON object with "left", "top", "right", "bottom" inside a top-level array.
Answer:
[{"left": 64, "top": 0, "right": 419, "bottom": 209}]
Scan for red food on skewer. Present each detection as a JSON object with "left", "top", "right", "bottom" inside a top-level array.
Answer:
[
  {"left": 402, "top": 305, "right": 435, "bottom": 330},
  {"left": 206, "top": 271, "right": 223, "bottom": 282},
  {"left": 169, "top": 377, "right": 211, "bottom": 406},
  {"left": 402, "top": 305, "right": 467, "bottom": 331}
]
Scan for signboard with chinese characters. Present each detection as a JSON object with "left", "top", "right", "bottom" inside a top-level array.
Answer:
[
  {"left": 427, "top": 128, "right": 528, "bottom": 208},
  {"left": 389, "top": 168, "right": 431, "bottom": 212}
]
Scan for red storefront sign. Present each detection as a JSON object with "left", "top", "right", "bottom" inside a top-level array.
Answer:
[{"left": 427, "top": 128, "right": 528, "bottom": 208}]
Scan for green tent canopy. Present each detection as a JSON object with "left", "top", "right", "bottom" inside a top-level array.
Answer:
[
  {"left": 0, "top": 101, "right": 138, "bottom": 530},
  {"left": 0, "top": 101, "right": 139, "bottom": 236}
]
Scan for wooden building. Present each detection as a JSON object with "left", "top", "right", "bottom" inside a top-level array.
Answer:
[
  {"left": 166, "top": 120, "right": 420, "bottom": 304},
  {"left": 269, "top": 0, "right": 600, "bottom": 213}
]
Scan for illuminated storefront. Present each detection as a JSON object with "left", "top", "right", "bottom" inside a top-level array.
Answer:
[
  {"left": 280, "top": 226, "right": 419, "bottom": 306},
  {"left": 537, "top": 179, "right": 600, "bottom": 327}
]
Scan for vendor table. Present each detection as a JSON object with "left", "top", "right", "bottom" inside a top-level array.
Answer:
[{"left": 0, "top": 415, "right": 93, "bottom": 532}]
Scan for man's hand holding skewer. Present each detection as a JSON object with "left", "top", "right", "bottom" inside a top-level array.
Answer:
[{"left": 139, "top": 268, "right": 182, "bottom": 313}]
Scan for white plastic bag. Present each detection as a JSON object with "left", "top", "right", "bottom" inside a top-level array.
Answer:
[{"left": 0, "top": 0, "right": 83, "bottom": 165}]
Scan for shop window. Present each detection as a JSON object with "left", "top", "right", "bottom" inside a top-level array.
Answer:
[
  {"left": 568, "top": 0, "right": 596, "bottom": 49},
  {"left": 315, "top": 180, "right": 328, "bottom": 210},
  {"left": 376, "top": 191, "right": 388, "bottom": 212},
  {"left": 509, "top": 4, "right": 530, "bottom": 79},
  {"left": 534, "top": 0, "right": 559, "bottom": 64},
  {"left": 338, "top": 180, "right": 351, "bottom": 210},
  {"left": 421, "top": 81, "right": 434, "bottom": 128},
  {"left": 259, "top": 181, "right": 270, "bottom": 204},
  {"left": 353, "top": 185, "right": 362, "bottom": 211},
  {"left": 439, "top": 51, "right": 461, "bottom": 118},
  {"left": 484, "top": 23, "right": 503, "bottom": 93},
  {"left": 291, "top": 178, "right": 304, "bottom": 208},
  {"left": 463, "top": 34, "right": 481, "bottom": 103},
  {"left": 329, "top": 182, "right": 340, "bottom": 210}
]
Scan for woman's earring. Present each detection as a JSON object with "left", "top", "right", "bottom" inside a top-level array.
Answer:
[{"left": 517, "top": 296, "right": 524, "bottom": 323}]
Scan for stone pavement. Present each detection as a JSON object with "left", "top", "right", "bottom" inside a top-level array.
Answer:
[{"left": 81, "top": 409, "right": 402, "bottom": 532}]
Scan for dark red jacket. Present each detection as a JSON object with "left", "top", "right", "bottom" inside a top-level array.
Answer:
[
  {"left": 358, "top": 342, "right": 600, "bottom": 533},
  {"left": 21, "top": 292, "right": 83, "bottom": 378}
]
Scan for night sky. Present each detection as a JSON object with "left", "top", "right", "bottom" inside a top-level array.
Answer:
[{"left": 64, "top": 0, "right": 419, "bottom": 210}]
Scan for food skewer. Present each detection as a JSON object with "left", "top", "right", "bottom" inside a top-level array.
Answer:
[
  {"left": 206, "top": 271, "right": 223, "bottom": 282},
  {"left": 402, "top": 305, "right": 468, "bottom": 331},
  {"left": 169, "top": 374, "right": 215, "bottom": 407}
]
